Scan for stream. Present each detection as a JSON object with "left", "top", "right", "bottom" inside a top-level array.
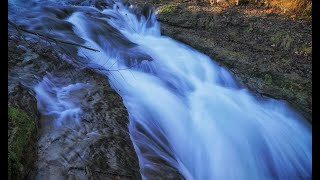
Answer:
[{"left": 9, "top": 0, "right": 312, "bottom": 179}]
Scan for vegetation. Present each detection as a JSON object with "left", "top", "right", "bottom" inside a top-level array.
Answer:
[
  {"left": 158, "top": 4, "right": 177, "bottom": 13},
  {"left": 267, "top": 0, "right": 312, "bottom": 17},
  {"left": 8, "top": 106, "right": 37, "bottom": 179},
  {"left": 264, "top": 74, "right": 273, "bottom": 85},
  {"left": 270, "top": 32, "right": 293, "bottom": 50},
  {"left": 199, "top": 0, "right": 311, "bottom": 19}
]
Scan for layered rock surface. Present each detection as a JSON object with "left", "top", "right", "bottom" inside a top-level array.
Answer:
[{"left": 8, "top": 27, "right": 141, "bottom": 179}]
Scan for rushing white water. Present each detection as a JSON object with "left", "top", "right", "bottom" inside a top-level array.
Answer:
[
  {"left": 34, "top": 73, "right": 91, "bottom": 127},
  {"left": 26, "top": 1, "right": 311, "bottom": 179}
]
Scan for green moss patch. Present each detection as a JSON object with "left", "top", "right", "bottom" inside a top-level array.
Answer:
[
  {"left": 159, "top": 4, "right": 178, "bottom": 14},
  {"left": 8, "top": 106, "right": 37, "bottom": 179}
]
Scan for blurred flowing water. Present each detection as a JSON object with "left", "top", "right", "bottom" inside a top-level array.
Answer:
[
  {"left": 34, "top": 74, "right": 90, "bottom": 128},
  {"left": 10, "top": 0, "right": 312, "bottom": 179}
]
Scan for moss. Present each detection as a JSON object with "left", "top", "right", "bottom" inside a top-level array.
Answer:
[
  {"left": 270, "top": 32, "right": 294, "bottom": 50},
  {"left": 244, "top": 23, "right": 254, "bottom": 33},
  {"left": 8, "top": 106, "right": 37, "bottom": 179},
  {"left": 270, "top": 33, "right": 281, "bottom": 46},
  {"left": 270, "top": 32, "right": 284, "bottom": 46},
  {"left": 197, "top": 17, "right": 212, "bottom": 28},
  {"left": 264, "top": 74, "right": 273, "bottom": 85},
  {"left": 302, "top": 46, "right": 312, "bottom": 55},
  {"left": 159, "top": 4, "right": 177, "bottom": 14},
  {"left": 215, "top": 47, "right": 250, "bottom": 61},
  {"left": 281, "top": 34, "right": 293, "bottom": 50},
  {"left": 273, "top": 77, "right": 310, "bottom": 104}
]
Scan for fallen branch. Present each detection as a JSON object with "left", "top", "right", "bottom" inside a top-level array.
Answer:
[
  {"left": 8, "top": 19, "right": 100, "bottom": 52},
  {"left": 93, "top": 169, "right": 134, "bottom": 177},
  {"left": 68, "top": 166, "right": 134, "bottom": 178}
]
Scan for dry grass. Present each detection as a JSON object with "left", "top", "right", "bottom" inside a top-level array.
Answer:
[
  {"left": 268, "top": 0, "right": 312, "bottom": 16},
  {"left": 203, "top": 0, "right": 312, "bottom": 18}
]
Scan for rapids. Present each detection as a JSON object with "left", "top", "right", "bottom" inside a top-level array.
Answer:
[{"left": 10, "top": 0, "right": 312, "bottom": 179}]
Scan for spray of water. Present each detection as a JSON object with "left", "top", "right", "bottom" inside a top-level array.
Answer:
[{"left": 34, "top": 73, "right": 91, "bottom": 127}]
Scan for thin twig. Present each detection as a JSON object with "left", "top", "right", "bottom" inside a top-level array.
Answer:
[
  {"left": 93, "top": 169, "right": 134, "bottom": 177},
  {"left": 8, "top": 19, "right": 100, "bottom": 52}
]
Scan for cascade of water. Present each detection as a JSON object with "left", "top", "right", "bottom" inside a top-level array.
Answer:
[
  {"left": 34, "top": 73, "right": 91, "bottom": 127},
  {"left": 66, "top": 2, "right": 311, "bottom": 179},
  {"left": 13, "top": 0, "right": 311, "bottom": 179}
]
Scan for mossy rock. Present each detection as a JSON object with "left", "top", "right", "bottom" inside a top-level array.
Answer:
[
  {"left": 301, "top": 46, "right": 312, "bottom": 56},
  {"left": 8, "top": 106, "right": 37, "bottom": 180},
  {"left": 158, "top": 4, "right": 177, "bottom": 14},
  {"left": 264, "top": 74, "right": 273, "bottom": 85}
]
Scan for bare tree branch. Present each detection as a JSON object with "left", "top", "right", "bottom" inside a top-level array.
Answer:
[
  {"left": 9, "top": 19, "right": 139, "bottom": 86},
  {"left": 8, "top": 19, "right": 100, "bottom": 52}
]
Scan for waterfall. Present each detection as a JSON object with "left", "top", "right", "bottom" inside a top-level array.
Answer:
[{"left": 17, "top": 0, "right": 311, "bottom": 179}]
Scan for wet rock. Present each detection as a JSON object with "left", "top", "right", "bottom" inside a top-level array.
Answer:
[
  {"left": 16, "top": 45, "right": 27, "bottom": 54},
  {"left": 66, "top": 0, "right": 115, "bottom": 9},
  {"left": 8, "top": 86, "right": 39, "bottom": 180},
  {"left": 8, "top": 30, "right": 141, "bottom": 179},
  {"left": 23, "top": 51, "right": 39, "bottom": 62},
  {"left": 8, "top": 107, "right": 38, "bottom": 180}
]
